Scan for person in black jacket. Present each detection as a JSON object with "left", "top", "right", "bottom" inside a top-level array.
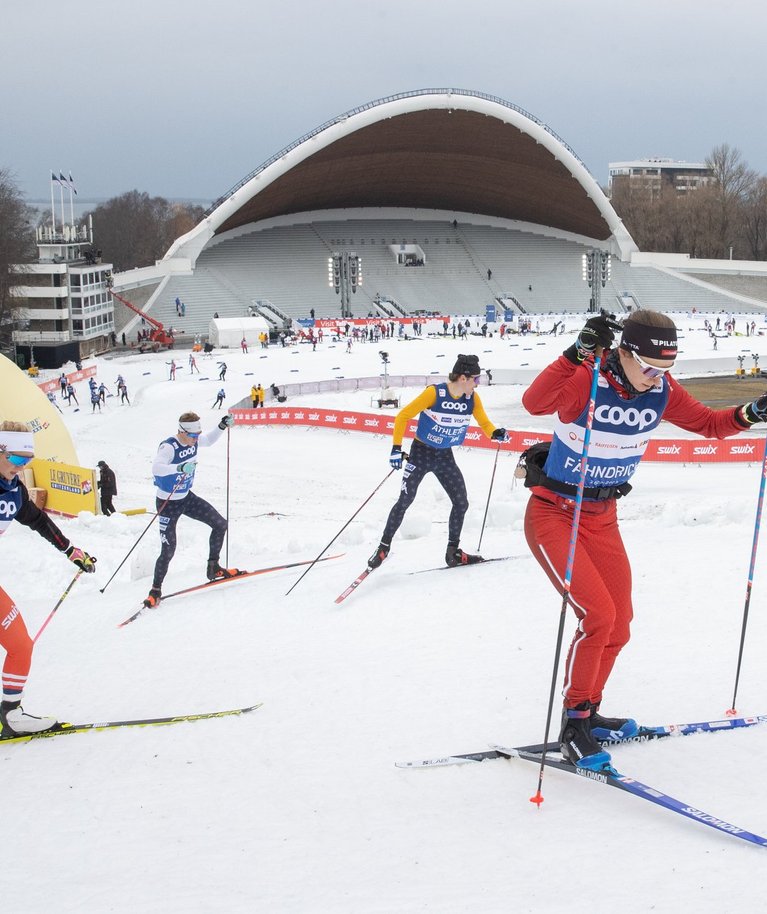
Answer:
[
  {"left": 97, "top": 460, "right": 117, "bottom": 516},
  {"left": 0, "top": 420, "right": 96, "bottom": 736}
]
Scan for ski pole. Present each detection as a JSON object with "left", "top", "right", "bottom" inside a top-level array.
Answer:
[
  {"left": 476, "top": 440, "right": 502, "bottom": 553},
  {"left": 225, "top": 426, "right": 231, "bottom": 567},
  {"left": 285, "top": 466, "right": 397, "bottom": 596},
  {"left": 33, "top": 570, "right": 83, "bottom": 643},
  {"left": 530, "top": 352, "right": 602, "bottom": 808},
  {"left": 99, "top": 478, "right": 184, "bottom": 594},
  {"left": 727, "top": 430, "right": 767, "bottom": 715}
]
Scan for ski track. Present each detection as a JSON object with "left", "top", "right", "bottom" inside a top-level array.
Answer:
[{"left": 6, "top": 322, "right": 767, "bottom": 913}]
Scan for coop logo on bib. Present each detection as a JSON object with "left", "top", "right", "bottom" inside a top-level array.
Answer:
[{"left": 595, "top": 405, "right": 658, "bottom": 431}]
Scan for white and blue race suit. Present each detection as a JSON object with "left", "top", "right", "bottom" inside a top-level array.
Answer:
[{"left": 150, "top": 426, "right": 227, "bottom": 588}]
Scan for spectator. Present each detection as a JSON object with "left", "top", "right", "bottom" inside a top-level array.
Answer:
[{"left": 97, "top": 461, "right": 117, "bottom": 515}]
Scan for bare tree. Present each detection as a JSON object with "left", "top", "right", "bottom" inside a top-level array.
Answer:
[
  {"left": 705, "top": 144, "right": 758, "bottom": 258},
  {"left": 742, "top": 177, "right": 767, "bottom": 261},
  {"left": 84, "top": 191, "right": 205, "bottom": 271},
  {"left": 0, "top": 169, "right": 36, "bottom": 354}
]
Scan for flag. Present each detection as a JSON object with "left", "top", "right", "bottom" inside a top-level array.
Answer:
[
  {"left": 59, "top": 172, "right": 68, "bottom": 187},
  {"left": 51, "top": 171, "right": 61, "bottom": 185},
  {"left": 68, "top": 172, "right": 78, "bottom": 195}
]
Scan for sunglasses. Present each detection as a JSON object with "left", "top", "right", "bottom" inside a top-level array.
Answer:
[
  {"left": 632, "top": 352, "right": 673, "bottom": 379},
  {"left": 5, "top": 453, "right": 34, "bottom": 467},
  {"left": 180, "top": 430, "right": 201, "bottom": 439}
]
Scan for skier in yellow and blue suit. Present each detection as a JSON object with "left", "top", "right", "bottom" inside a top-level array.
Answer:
[{"left": 368, "top": 354, "right": 507, "bottom": 569}]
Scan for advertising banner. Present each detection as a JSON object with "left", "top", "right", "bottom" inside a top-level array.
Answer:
[
  {"left": 30, "top": 459, "right": 99, "bottom": 517},
  {"left": 230, "top": 406, "right": 765, "bottom": 463}
]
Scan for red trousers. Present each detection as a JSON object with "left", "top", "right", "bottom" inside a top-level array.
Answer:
[
  {"left": 0, "top": 586, "right": 34, "bottom": 703},
  {"left": 524, "top": 493, "right": 633, "bottom": 708}
]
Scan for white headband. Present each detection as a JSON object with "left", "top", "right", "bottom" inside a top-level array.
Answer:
[
  {"left": 0, "top": 431, "right": 35, "bottom": 454},
  {"left": 178, "top": 420, "right": 202, "bottom": 435}
]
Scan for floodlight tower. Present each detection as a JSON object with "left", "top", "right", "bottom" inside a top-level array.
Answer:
[
  {"left": 327, "top": 252, "right": 362, "bottom": 319},
  {"left": 582, "top": 250, "right": 611, "bottom": 313}
]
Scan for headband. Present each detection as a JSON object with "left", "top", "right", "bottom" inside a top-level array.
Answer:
[
  {"left": 0, "top": 430, "right": 35, "bottom": 454},
  {"left": 178, "top": 419, "right": 202, "bottom": 435},
  {"left": 620, "top": 320, "right": 678, "bottom": 360}
]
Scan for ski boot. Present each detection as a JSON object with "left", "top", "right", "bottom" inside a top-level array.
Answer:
[
  {"left": 143, "top": 587, "right": 162, "bottom": 609},
  {"left": 590, "top": 701, "right": 639, "bottom": 741},
  {"left": 560, "top": 702, "right": 615, "bottom": 772},
  {"left": 367, "top": 542, "right": 390, "bottom": 570},
  {"left": 206, "top": 560, "right": 243, "bottom": 582},
  {"left": 445, "top": 544, "right": 484, "bottom": 567},
  {"left": 0, "top": 700, "right": 58, "bottom": 736}
]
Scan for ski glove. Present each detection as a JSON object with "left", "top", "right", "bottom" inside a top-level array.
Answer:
[
  {"left": 389, "top": 446, "right": 404, "bottom": 470},
  {"left": 178, "top": 461, "right": 196, "bottom": 475},
  {"left": 219, "top": 414, "right": 234, "bottom": 430},
  {"left": 564, "top": 314, "right": 622, "bottom": 365},
  {"left": 65, "top": 545, "right": 97, "bottom": 573},
  {"left": 491, "top": 428, "right": 508, "bottom": 442},
  {"left": 741, "top": 393, "right": 767, "bottom": 424}
]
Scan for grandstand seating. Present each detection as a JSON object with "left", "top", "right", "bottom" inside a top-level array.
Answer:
[{"left": 131, "top": 218, "right": 765, "bottom": 339}]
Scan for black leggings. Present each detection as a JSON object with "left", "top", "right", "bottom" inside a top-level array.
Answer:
[
  {"left": 152, "top": 492, "right": 227, "bottom": 588},
  {"left": 381, "top": 439, "right": 469, "bottom": 546}
]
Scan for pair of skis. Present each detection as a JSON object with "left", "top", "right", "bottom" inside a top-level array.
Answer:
[
  {"left": 335, "top": 555, "right": 520, "bottom": 604},
  {"left": 120, "top": 554, "right": 343, "bottom": 626},
  {"left": 0, "top": 704, "right": 262, "bottom": 746},
  {"left": 398, "top": 714, "right": 767, "bottom": 849}
]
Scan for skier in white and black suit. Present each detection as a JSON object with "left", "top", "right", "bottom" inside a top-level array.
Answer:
[{"left": 143, "top": 411, "right": 239, "bottom": 608}]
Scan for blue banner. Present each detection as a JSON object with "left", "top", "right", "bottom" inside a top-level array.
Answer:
[{"left": 485, "top": 303, "right": 496, "bottom": 323}]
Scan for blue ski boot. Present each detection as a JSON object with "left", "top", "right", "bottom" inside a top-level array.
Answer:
[
  {"left": 560, "top": 703, "right": 615, "bottom": 772},
  {"left": 590, "top": 701, "right": 639, "bottom": 742}
]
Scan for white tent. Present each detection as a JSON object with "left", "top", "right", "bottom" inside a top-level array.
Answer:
[{"left": 208, "top": 316, "right": 270, "bottom": 348}]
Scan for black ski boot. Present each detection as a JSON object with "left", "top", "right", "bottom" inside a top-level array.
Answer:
[
  {"left": 560, "top": 702, "right": 614, "bottom": 771},
  {"left": 206, "top": 560, "right": 242, "bottom": 581},
  {"left": 590, "top": 701, "right": 639, "bottom": 741},
  {"left": 367, "top": 542, "right": 390, "bottom": 570},
  {"left": 143, "top": 587, "right": 162, "bottom": 609},
  {"left": 445, "top": 544, "right": 484, "bottom": 567}
]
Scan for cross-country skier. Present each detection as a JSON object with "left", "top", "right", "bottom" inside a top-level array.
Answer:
[
  {"left": 143, "top": 411, "right": 239, "bottom": 608},
  {"left": 0, "top": 421, "right": 96, "bottom": 736},
  {"left": 213, "top": 389, "right": 225, "bottom": 410},
  {"left": 521, "top": 309, "right": 767, "bottom": 773},
  {"left": 367, "top": 354, "right": 506, "bottom": 570}
]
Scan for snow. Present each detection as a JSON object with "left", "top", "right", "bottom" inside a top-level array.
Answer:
[{"left": 6, "top": 316, "right": 767, "bottom": 912}]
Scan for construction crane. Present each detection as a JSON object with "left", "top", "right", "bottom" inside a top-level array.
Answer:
[{"left": 110, "top": 290, "right": 175, "bottom": 351}]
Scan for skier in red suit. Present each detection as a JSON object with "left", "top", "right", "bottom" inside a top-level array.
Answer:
[{"left": 521, "top": 309, "right": 766, "bottom": 772}]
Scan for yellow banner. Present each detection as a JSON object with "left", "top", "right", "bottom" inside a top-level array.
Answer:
[{"left": 31, "top": 459, "right": 99, "bottom": 517}]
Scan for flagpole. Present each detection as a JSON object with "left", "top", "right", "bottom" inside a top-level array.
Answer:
[
  {"left": 68, "top": 175, "right": 74, "bottom": 227},
  {"left": 58, "top": 174, "right": 65, "bottom": 234},
  {"left": 50, "top": 172, "right": 57, "bottom": 237}
]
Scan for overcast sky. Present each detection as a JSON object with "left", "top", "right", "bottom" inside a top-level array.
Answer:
[{"left": 3, "top": 0, "right": 765, "bottom": 204}]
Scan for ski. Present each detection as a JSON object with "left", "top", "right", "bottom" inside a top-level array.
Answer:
[
  {"left": 335, "top": 566, "right": 375, "bottom": 604},
  {"left": 395, "top": 714, "right": 767, "bottom": 768},
  {"left": 407, "top": 555, "right": 525, "bottom": 575},
  {"left": 120, "top": 554, "right": 344, "bottom": 626},
  {"left": 496, "top": 745, "right": 767, "bottom": 850},
  {"left": 0, "top": 703, "right": 263, "bottom": 746}
]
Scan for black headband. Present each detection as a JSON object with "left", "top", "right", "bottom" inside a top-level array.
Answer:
[{"left": 620, "top": 320, "right": 677, "bottom": 360}]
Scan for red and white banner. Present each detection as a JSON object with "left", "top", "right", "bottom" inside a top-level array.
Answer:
[
  {"left": 37, "top": 365, "right": 97, "bottom": 394},
  {"left": 230, "top": 406, "right": 766, "bottom": 463}
]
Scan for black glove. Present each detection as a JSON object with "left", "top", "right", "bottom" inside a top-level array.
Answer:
[
  {"left": 491, "top": 428, "right": 508, "bottom": 442},
  {"left": 389, "top": 446, "right": 403, "bottom": 469},
  {"left": 65, "top": 545, "right": 97, "bottom": 573},
  {"left": 219, "top": 414, "right": 234, "bottom": 430},
  {"left": 741, "top": 393, "right": 767, "bottom": 424},
  {"left": 564, "top": 314, "right": 622, "bottom": 365}
]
